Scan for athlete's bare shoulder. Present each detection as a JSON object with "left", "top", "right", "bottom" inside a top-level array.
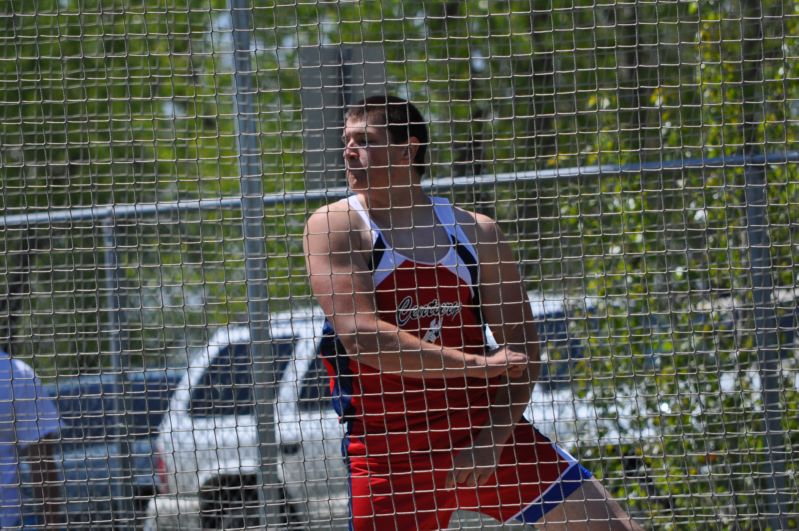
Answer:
[
  {"left": 306, "top": 197, "right": 369, "bottom": 234},
  {"left": 450, "top": 204, "right": 502, "bottom": 247},
  {"left": 305, "top": 197, "right": 372, "bottom": 256},
  {"left": 306, "top": 197, "right": 348, "bottom": 228}
]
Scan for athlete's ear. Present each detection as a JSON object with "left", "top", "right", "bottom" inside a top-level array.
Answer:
[{"left": 406, "top": 136, "right": 420, "bottom": 161}]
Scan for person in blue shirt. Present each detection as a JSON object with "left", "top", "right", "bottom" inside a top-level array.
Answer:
[{"left": 0, "top": 349, "right": 62, "bottom": 528}]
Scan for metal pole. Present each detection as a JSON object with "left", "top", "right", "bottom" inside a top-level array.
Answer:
[
  {"left": 2, "top": 151, "right": 799, "bottom": 231},
  {"left": 744, "top": 158, "right": 788, "bottom": 529},
  {"left": 741, "top": 0, "right": 787, "bottom": 527},
  {"left": 101, "top": 222, "right": 134, "bottom": 527},
  {"left": 229, "top": 0, "right": 281, "bottom": 525}
]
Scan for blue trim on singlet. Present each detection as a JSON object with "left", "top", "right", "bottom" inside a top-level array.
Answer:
[
  {"left": 366, "top": 232, "right": 387, "bottom": 272},
  {"left": 319, "top": 319, "right": 356, "bottom": 426},
  {"left": 512, "top": 461, "right": 594, "bottom": 524},
  {"left": 453, "top": 236, "right": 479, "bottom": 294},
  {"left": 452, "top": 233, "right": 483, "bottom": 327}
]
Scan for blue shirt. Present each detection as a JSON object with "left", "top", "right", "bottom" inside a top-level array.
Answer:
[{"left": 0, "top": 351, "right": 60, "bottom": 528}]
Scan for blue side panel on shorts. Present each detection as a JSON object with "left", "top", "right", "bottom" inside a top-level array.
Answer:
[
  {"left": 346, "top": 460, "right": 355, "bottom": 531},
  {"left": 513, "top": 462, "right": 593, "bottom": 524}
]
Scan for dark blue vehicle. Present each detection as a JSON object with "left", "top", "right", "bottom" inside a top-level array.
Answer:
[{"left": 27, "top": 369, "right": 183, "bottom": 528}]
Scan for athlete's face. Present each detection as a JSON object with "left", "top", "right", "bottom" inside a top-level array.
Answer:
[{"left": 342, "top": 115, "right": 413, "bottom": 192}]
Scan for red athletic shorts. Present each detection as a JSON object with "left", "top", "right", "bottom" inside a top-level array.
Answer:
[{"left": 346, "top": 420, "right": 592, "bottom": 530}]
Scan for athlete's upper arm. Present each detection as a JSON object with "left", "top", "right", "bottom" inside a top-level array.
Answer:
[
  {"left": 303, "top": 203, "right": 377, "bottom": 344},
  {"left": 462, "top": 211, "right": 539, "bottom": 357}
]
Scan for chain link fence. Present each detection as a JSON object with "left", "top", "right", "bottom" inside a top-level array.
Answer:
[{"left": 1, "top": 0, "right": 797, "bottom": 528}]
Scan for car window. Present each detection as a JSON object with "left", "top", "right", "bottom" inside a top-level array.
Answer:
[
  {"left": 298, "top": 355, "right": 331, "bottom": 411},
  {"left": 189, "top": 340, "right": 295, "bottom": 418}
]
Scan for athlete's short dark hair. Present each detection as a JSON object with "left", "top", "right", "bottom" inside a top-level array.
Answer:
[{"left": 345, "top": 95, "right": 429, "bottom": 176}]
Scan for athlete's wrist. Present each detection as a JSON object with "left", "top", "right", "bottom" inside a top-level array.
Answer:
[
  {"left": 474, "top": 424, "right": 515, "bottom": 452},
  {"left": 462, "top": 352, "right": 488, "bottom": 370}
]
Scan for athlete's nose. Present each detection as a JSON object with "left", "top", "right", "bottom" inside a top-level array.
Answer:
[{"left": 343, "top": 141, "right": 359, "bottom": 160}]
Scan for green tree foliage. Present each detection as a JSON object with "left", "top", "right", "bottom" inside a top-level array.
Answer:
[{"left": 0, "top": 0, "right": 797, "bottom": 526}]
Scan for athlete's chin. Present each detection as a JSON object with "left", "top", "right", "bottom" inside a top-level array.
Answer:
[{"left": 347, "top": 172, "right": 369, "bottom": 190}]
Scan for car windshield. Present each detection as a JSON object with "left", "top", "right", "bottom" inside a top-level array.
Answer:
[
  {"left": 188, "top": 340, "right": 296, "bottom": 418},
  {"left": 297, "top": 355, "right": 331, "bottom": 411}
]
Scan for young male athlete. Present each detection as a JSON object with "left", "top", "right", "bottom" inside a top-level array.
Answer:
[{"left": 304, "top": 95, "right": 640, "bottom": 529}]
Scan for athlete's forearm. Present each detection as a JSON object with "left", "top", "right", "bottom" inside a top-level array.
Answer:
[
  {"left": 476, "top": 342, "right": 539, "bottom": 448},
  {"left": 476, "top": 370, "right": 535, "bottom": 447},
  {"left": 336, "top": 315, "right": 487, "bottom": 379}
]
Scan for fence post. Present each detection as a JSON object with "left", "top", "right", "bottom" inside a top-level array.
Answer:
[
  {"left": 229, "top": 0, "right": 282, "bottom": 525},
  {"left": 101, "top": 221, "right": 134, "bottom": 526},
  {"left": 744, "top": 158, "right": 788, "bottom": 530},
  {"left": 741, "top": 0, "right": 787, "bottom": 527}
]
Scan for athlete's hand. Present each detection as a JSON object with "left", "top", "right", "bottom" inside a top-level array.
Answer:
[
  {"left": 446, "top": 443, "right": 504, "bottom": 489},
  {"left": 475, "top": 347, "right": 528, "bottom": 379}
]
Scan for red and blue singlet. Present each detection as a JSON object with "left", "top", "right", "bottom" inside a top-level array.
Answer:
[{"left": 320, "top": 195, "right": 495, "bottom": 461}]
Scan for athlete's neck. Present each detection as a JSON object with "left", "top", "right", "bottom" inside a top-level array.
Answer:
[{"left": 357, "top": 184, "right": 433, "bottom": 231}]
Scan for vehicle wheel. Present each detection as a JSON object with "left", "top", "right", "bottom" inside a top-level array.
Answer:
[
  {"left": 201, "top": 482, "right": 262, "bottom": 530},
  {"left": 201, "top": 481, "right": 294, "bottom": 530}
]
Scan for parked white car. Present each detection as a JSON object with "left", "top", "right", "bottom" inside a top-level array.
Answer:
[{"left": 144, "top": 310, "right": 350, "bottom": 529}]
